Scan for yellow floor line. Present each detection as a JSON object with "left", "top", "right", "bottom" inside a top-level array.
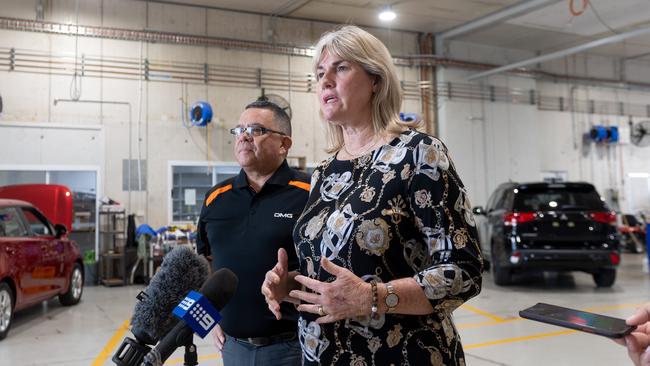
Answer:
[
  {"left": 458, "top": 317, "right": 521, "bottom": 330},
  {"left": 464, "top": 329, "right": 577, "bottom": 350},
  {"left": 457, "top": 302, "right": 643, "bottom": 330},
  {"left": 93, "top": 303, "right": 643, "bottom": 364},
  {"left": 460, "top": 304, "right": 507, "bottom": 322},
  {"left": 461, "top": 302, "right": 645, "bottom": 350},
  {"left": 91, "top": 318, "right": 131, "bottom": 366}
]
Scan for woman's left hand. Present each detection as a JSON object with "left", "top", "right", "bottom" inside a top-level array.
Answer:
[{"left": 290, "top": 257, "right": 371, "bottom": 323}]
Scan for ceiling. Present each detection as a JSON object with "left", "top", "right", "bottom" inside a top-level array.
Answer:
[{"left": 147, "top": 0, "right": 650, "bottom": 59}]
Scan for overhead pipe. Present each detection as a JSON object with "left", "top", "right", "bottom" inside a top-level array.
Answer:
[
  {"left": 4, "top": 15, "right": 650, "bottom": 92},
  {"left": 435, "top": 0, "right": 562, "bottom": 56},
  {"left": 467, "top": 27, "right": 650, "bottom": 81}
]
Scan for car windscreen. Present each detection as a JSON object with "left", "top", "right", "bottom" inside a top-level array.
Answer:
[{"left": 514, "top": 185, "right": 606, "bottom": 212}]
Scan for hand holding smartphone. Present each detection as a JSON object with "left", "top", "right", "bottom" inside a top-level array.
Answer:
[{"left": 519, "top": 302, "right": 636, "bottom": 338}]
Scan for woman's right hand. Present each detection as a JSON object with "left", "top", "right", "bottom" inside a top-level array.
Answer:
[{"left": 261, "top": 248, "right": 295, "bottom": 320}]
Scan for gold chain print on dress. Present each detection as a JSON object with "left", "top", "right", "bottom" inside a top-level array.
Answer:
[{"left": 293, "top": 130, "right": 483, "bottom": 365}]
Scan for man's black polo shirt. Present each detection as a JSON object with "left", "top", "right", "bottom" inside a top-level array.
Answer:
[{"left": 196, "top": 160, "right": 310, "bottom": 338}]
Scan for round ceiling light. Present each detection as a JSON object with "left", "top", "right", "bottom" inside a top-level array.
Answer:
[{"left": 378, "top": 6, "right": 396, "bottom": 21}]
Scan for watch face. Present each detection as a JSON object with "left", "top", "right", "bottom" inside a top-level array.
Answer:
[{"left": 386, "top": 293, "right": 399, "bottom": 307}]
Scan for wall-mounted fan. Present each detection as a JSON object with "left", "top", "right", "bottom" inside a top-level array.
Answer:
[
  {"left": 258, "top": 90, "right": 292, "bottom": 121},
  {"left": 630, "top": 120, "right": 650, "bottom": 147}
]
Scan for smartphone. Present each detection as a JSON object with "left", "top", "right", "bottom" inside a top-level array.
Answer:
[{"left": 519, "top": 302, "right": 636, "bottom": 338}]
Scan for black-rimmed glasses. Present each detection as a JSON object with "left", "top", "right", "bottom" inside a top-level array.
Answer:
[{"left": 229, "top": 126, "right": 286, "bottom": 137}]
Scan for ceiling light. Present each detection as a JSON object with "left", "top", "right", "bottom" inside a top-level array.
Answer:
[{"left": 378, "top": 6, "right": 396, "bottom": 22}]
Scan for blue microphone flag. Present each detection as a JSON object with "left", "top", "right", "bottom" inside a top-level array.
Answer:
[{"left": 172, "top": 290, "right": 221, "bottom": 338}]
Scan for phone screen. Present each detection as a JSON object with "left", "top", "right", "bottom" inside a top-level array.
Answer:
[{"left": 519, "top": 303, "right": 636, "bottom": 338}]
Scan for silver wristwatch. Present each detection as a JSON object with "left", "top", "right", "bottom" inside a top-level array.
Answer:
[{"left": 385, "top": 282, "right": 399, "bottom": 312}]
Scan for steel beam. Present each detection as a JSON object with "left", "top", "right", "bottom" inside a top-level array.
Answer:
[
  {"left": 467, "top": 27, "right": 650, "bottom": 81},
  {"left": 435, "top": 0, "right": 561, "bottom": 55}
]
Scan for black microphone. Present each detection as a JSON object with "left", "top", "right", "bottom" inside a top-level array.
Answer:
[
  {"left": 112, "top": 246, "right": 209, "bottom": 366},
  {"left": 141, "top": 268, "right": 238, "bottom": 366}
]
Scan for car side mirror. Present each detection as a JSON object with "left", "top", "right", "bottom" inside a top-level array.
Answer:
[
  {"left": 54, "top": 224, "right": 68, "bottom": 238},
  {"left": 472, "top": 206, "right": 485, "bottom": 216}
]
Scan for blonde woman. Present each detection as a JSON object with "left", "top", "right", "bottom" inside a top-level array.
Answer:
[{"left": 262, "top": 25, "right": 483, "bottom": 365}]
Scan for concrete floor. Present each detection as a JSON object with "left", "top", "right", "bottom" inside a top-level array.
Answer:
[{"left": 2, "top": 253, "right": 649, "bottom": 366}]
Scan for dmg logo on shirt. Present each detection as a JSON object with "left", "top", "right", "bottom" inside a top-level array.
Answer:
[{"left": 274, "top": 212, "right": 293, "bottom": 218}]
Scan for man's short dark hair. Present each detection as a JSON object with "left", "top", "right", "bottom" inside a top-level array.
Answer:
[{"left": 245, "top": 99, "right": 292, "bottom": 137}]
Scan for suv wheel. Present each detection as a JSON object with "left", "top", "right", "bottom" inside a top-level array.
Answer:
[
  {"left": 59, "top": 263, "right": 84, "bottom": 306},
  {"left": 593, "top": 269, "right": 616, "bottom": 287},
  {"left": 492, "top": 255, "right": 512, "bottom": 286},
  {"left": 0, "top": 283, "right": 13, "bottom": 340}
]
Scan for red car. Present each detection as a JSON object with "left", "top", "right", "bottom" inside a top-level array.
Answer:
[{"left": 0, "top": 198, "right": 84, "bottom": 340}]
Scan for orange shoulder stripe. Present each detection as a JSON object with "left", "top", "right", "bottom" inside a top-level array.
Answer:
[
  {"left": 288, "top": 180, "right": 310, "bottom": 192},
  {"left": 205, "top": 184, "right": 233, "bottom": 206}
]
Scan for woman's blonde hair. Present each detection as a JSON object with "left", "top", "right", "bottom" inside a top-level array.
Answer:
[{"left": 312, "top": 25, "right": 407, "bottom": 153}]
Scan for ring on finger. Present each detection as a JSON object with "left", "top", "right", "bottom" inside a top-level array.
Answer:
[{"left": 318, "top": 304, "right": 326, "bottom": 316}]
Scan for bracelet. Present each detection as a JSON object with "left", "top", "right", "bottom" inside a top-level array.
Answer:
[{"left": 369, "top": 280, "right": 379, "bottom": 320}]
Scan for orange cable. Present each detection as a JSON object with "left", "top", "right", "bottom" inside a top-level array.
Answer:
[{"left": 569, "top": 0, "right": 590, "bottom": 17}]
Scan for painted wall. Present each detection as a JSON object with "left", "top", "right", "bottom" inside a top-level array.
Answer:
[
  {"left": 0, "top": 0, "right": 649, "bottom": 227},
  {"left": 437, "top": 66, "right": 650, "bottom": 214},
  {"left": 0, "top": 0, "right": 420, "bottom": 226}
]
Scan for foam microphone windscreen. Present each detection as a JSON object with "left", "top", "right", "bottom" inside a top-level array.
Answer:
[{"left": 130, "top": 246, "right": 209, "bottom": 344}]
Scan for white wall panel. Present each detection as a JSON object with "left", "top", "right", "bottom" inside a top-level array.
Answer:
[
  {"left": 207, "top": 9, "right": 263, "bottom": 42},
  {"left": 1, "top": 0, "right": 649, "bottom": 226},
  {"left": 0, "top": 123, "right": 103, "bottom": 167},
  {"left": 102, "top": 0, "right": 146, "bottom": 29},
  {"left": 147, "top": 2, "right": 207, "bottom": 36}
]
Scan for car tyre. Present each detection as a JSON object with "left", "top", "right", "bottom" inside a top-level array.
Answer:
[
  {"left": 492, "top": 256, "right": 512, "bottom": 286},
  {"left": 593, "top": 269, "right": 616, "bottom": 287},
  {"left": 59, "top": 263, "right": 84, "bottom": 306},
  {"left": 0, "top": 283, "right": 13, "bottom": 340}
]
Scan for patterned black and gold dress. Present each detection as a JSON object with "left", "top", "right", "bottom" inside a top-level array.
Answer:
[{"left": 293, "top": 130, "right": 483, "bottom": 366}]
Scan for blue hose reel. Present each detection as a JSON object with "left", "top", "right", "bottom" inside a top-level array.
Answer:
[
  {"left": 399, "top": 112, "right": 421, "bottom": 123},
  {"left": 189, "top": 101, "right": 213, "bottom": 127},
  {"left": 589, "top": 125, "right": 618, "bottom": 143}
]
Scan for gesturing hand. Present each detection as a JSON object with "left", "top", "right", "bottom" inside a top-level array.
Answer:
[
  {"left": 290, "top": 257, "right": 370, "bottom": 324},
  {"left": 261, "top": 248, "right": 291, "bottom": 320}
]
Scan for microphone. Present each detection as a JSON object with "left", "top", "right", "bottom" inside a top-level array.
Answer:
[
  {"left": 141, "top": 268, "right": 238, "bottom": 366},
  {"left": 112, "top": 246, "right": 209, "bottom": 366}
]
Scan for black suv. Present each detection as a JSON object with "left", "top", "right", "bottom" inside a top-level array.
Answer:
[{"left": 473, "top": 182, "right": 619, "bottom": 287}]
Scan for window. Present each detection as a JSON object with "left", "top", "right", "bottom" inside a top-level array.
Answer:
[
  {"left": 0, "top": 207, "right": 27, "bottom": 237},
  {"left": 20, "top": 207, "right": 52, "bottom": 236},
  {"left": 171, "top": 164, "right": 239, "bottom": 223},
  {"left": 0, "top": 171, "right": 46, "bottom": 186},
  {"left": 0, "top": 169, "right": 98, "bottom": 232},
  {"left": 487, "top": 188, "right": 503, "bottom": 211},
  {"left": 514, "top": 186, "right": 605, "bottom": 211}
]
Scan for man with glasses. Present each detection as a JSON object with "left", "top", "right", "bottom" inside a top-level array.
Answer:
[{"left": 196, "top": 98, "right": 309, "bottom": 365}]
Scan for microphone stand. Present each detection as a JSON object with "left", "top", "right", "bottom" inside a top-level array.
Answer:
[
  {"left": 141, "top": 323, "right": 197, "bottom": 366},
  {"left": 183, "top": 343, "right": 198, "bottom": 366}
]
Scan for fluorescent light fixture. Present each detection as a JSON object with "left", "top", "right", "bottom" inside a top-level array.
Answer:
[
  {"left": 628, "top": 172, "right": 650, "bottom": 178},
  {"left": 378, "top": 6, "right": 396, "bottom": 21}
]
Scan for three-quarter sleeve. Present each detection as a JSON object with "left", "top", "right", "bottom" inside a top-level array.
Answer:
[{"left": 407, "top": 135, "right": 483, "bottom": 314}]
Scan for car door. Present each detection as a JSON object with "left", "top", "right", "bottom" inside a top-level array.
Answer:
[
  {"left": 485, "top": 185, "right": 513, "bottom": 259},
  {"left": 0, "top": 206, "right": 44, "bottom": 307},
  {"left": 478, "top": 188, "right": 502, "bottom": 255},
  {"left": 18, "top": 206, "right": 65, "bottom": 299}
]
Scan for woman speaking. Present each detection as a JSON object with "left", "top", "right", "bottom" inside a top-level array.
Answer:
[{"left": 262, "top": 25, "right": 483, "bottom": 365}]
